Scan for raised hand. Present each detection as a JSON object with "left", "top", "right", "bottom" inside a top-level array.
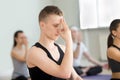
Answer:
[
  {"left": 59, "top": 18, "right": 72, "bottom": 42},
  {"left": 23, "top": 36, "right": 28, "bottom": 47},
  {"left": 77, "top": 32, "right": 81, "bottom": 43}
]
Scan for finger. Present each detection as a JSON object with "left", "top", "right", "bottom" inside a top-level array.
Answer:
[
  {"left": 59, "top": 18, "right": 63, "bottom": 30},
  {"left": 62, "top": 18, "right": 67, "bottom": 27},
  {"left": 61, "top": 18, "right": 68, "bottom": 30}
]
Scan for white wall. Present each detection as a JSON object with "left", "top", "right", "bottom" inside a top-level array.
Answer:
[
  {"left": 82, "top": 28, "right": 109, "bottom": 60},
  {"left": 53, "top": 0, "right": 80, "bottom": 27},
  {"left": 0, "top": 0, "right": 53, "bottom": 79}
]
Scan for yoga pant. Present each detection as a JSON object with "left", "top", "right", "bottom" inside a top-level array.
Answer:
[
  {"left": 74, "top": 66, "right": 102, "bottom": 76},
  {"left": 12, "top": 75, "right": 27, "bottom": 80},
  {"left": 74, "top": 66, "right": 84, "bottom": 75}
]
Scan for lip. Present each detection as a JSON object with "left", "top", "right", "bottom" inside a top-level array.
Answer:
[{"left": 55, "top": 34, "right": 59, "bottom": 36}]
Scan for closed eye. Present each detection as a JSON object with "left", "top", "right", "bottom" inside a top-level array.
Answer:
[{"left": 53, "top": 24, "right": 59, "bottom": 28}]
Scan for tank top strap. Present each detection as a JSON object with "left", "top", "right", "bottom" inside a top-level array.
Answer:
[
  {"left": 34, "top": 42, "right": 54, "bottom": 61},
  {"left": 54, "top": 43, "right": 64, "bottom": 64},
  {"left": 34, "top": 42, "right": 64, "bottom": 64},
  {"left": 54, "top": 43, "right": 64, "bottom": 54},
  {"left": 112, "top": 44, "right": 120, "bottom": 51}
]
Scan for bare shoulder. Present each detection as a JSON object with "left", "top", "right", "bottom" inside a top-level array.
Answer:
[
  {"left": 11, "top": 48, "right": 16, "bottom": 52},
  {"left": 26, "top": 46, "right": 47, "bottom": 66},
  {"left": 27, "top": 46, "right": 47, "bottom": 58},
  {"left": 107, "top": 46, "right": 120, "bottom": 58},
  {"left": 11, "top": 48, "right": 17, "bottom": 56},
  {"left": 28, "top": 46, "right": 39, "bottom": 54}
]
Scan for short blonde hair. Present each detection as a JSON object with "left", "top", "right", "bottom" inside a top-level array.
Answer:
[{"left": 39, "top": 5, "right": 63, "bottom": 22}]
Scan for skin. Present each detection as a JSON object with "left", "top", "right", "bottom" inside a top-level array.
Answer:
[
  {"left": 11, "top": 33, "right": 30, "bottom": 80},
  {"left": 107, "top": 24, "right": 120, "bottom": 78},
  {"left": 71, "top": 29, "right": 108, "bottom": 75},
  {"left": 71, "top": 29, "right": 82, "bottom": 58},
  {"left": 11, "top": 33, "right": 28, "bottom": 62},
  {"left": 26, "top": 14, "right": 83, "bottom": 80}
]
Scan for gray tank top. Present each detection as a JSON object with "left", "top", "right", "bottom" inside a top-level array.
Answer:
[{"left": 12, "top": 57, "right": 29, "bottom": 79}]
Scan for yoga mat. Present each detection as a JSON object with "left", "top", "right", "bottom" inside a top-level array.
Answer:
[{"left": 83, "top": 74, "right": 111, "bottom": 80}]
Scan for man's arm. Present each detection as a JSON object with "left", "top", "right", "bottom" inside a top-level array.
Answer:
[
  {"left": 84, "top": 52, "right": 103, "bottom": 66},
  {"left": 68, "top": 67, "right": 83, "bottom": 80},
  {"left": 73, "top": 43, "right": 80, "bottom": 59}
]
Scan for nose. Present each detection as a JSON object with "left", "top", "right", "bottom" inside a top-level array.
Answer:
[
  {"left": 57, "top": 29, "right": 60, "bottom": 34},
  {"left": 57, "top": 25, "right": 61, "bottom": 31}
]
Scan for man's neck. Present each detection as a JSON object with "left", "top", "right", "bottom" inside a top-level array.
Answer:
[{"left": 39, "top": 34, "right": 55, "bottom": 49}]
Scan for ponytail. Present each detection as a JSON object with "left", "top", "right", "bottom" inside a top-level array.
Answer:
[
  {"left": 107, "top": 33, "right": 113, "bottom": 48},
  {"left": 13, "top": 39, "right": 17, "bottom": 48}
]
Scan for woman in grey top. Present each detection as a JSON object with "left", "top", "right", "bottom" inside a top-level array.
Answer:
[{"left": 11, "top": 30, "right": 30, "bottom": 80}]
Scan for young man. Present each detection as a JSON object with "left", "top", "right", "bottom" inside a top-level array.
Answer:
[{"left": 26, "top": 6, "right": 83, "bottom": 80}]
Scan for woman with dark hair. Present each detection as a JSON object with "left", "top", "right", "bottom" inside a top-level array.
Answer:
[
  {"left": 107, "top": 19, "right": 120, "bottom": 80},
  {"left": 11, "top": 30, "right": 30, "bottom": 80}
]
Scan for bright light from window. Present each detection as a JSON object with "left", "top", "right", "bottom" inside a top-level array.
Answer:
[
  {"left": 98, "top": 0, "right": 120, "bottom": 27},
  {"left": 79, "top": 0, "right": 98, "bottom": 29},
  {"left": 79, "top": 0, "right": 120, "bottom": 29}
]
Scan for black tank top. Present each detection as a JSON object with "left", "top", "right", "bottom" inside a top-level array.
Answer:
[
  {"left": 108, "top": 44, "right": 120, "bottom": 72},
  {"left": 28, "top": 42, "right": 65, "bottom": 80}
]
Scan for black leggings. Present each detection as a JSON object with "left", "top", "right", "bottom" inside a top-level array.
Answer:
[
  {"left": 74, "top": 66, "right": 102, "bottom": 76},
  {"left": 12, "top": 76, "right": 27, "bottom": 80}
]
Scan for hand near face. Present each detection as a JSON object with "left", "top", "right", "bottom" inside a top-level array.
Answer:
[
  {"left": 77, "top": 32, "right": 81, "bottom": 43},
  {"left": 59, "top": 18, "right": 72, "bottom": 42},
  {"left": 22, "top": 36, "right": 28, "bottom": 47}
]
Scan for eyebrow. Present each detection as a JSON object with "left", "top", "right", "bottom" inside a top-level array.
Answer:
[{"left": 53, "top": 23, "right": 59, "bottom": 26}]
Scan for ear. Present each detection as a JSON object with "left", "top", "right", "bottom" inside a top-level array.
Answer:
[
  {"left": 40, "top": 21, "right": 45, "bottom": 28},
  {"left": 112, "top": 30, "right": 117, "bottom": 37}
]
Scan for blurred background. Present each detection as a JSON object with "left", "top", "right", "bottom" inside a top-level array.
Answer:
[{"left": 1, "top": 0, "right": 120, "bottom": 79}]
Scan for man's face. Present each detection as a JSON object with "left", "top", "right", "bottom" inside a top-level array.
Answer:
[
  {"left": 71, "top": 29, "right": 78, "bottom": 40},
  {"left": 71, "top": 29, "right": 82, "bottom": 42},
  {"left": 40, "top": 14, "right": 62, "bottom": 40}
]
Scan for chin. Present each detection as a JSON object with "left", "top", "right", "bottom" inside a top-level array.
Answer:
[{"left": 53, "top": 37, "right": 59, "bottom": 41}]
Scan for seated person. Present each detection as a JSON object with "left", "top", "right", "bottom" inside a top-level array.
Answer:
[
  {"left": 71, "top": 26, "right": 108, "bottom": 76},
  {"left": 11, "top": 30, "right": 30, "bottom": 80}
]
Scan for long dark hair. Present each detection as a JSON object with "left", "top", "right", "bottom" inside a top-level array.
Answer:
[
  {"left": 107, "top": 19, "right": 120, "bottom": 48},
  {"left": 13, "top": 30, "right": 23, "bottom": 47}
]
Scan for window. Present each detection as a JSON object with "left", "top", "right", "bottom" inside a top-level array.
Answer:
[{"left": 79, "top": 0, "right": 120, "bottom": 29}]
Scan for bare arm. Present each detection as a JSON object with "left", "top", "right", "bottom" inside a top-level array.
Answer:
[
  {"left": 68, "top": 68, "right": 83, "bottom": 80},
  {"left": 84, "top": 52, "right": 102, "bottom": 66},
  {"left": 73, "top": 43, "right": 80, "bottom": 59},
  {"left": 11, "top": 50, "right": 26, "bottom": 62},
  {"left": 107, "top": 47, "right": 120, "bottom": 62},
  {"left": 11, "top": 36, "right": 29, "bottom": 62},
  {"left": 73, "top": 32, "right": 81, "bottom": 59}
]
